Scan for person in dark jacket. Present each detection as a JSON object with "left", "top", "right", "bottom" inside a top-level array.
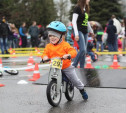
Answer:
[
  {"left": 0, "top": 18, "right": 10, "bottom": 54},
  {"left": 19, "top": 22, "right": 27, "bottom": 47},
  {"left": 106, "top": 19, "right": 117, "bottom": 51},
  {"left": 29, "top": 21, "right": 39, "bottom": 47}
]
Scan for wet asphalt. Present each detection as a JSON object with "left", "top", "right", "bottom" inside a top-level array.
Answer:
[{"left": 0, "top": 55, "right": 126, "bottom": 113}]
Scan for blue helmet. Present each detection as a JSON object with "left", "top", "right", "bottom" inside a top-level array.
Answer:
[{"left": 47, "top": 21, "right": 67, "bottom": 33}]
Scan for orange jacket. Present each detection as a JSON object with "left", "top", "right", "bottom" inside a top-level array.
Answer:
[{"left": 42, "top": 41, "right": 77, "bottom": 69}]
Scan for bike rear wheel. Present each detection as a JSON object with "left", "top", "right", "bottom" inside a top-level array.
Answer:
[
  {"left": 46, "top": 80, "right": 62, "bottom": 107},
  {"left": 65, "top": 82, "right": 74, "bottom": 101}
]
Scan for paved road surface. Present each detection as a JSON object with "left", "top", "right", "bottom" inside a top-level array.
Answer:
[{"left": 0, "top": 56, "right": 126, "bottom": 113}]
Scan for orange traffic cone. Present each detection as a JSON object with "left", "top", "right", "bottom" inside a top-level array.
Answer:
[
  {"left": 9, "top": 48, "right": 13, "bottom": 54},
  {"left": 110, "top": 55, "right": 120, "bottom": 69},
  {"left": 12, "top": 50, "right": 16, "bottom": 58},
  {"left": 37, "top": 49, "right": 41, "bottom": 57},
  {"left": 0, "top": 84, "right": 5, "bottom": 87},
  {"left": 0, "top": 58, "right": 3, "bottom": 68},
  {"left": 85, "top": 56, "right": 94, "bottom": 69},
  {"left": 29, "top": 53, "right": 35, "bottom": 63},
  {"left": 0, "top": 59, "right": 4, "bottom": 87},
  {"left": 25, "top": 56, "right": 34, "bottom": 71},
  {"left": 35, "top": 47, "right": 38, "bottom": 52},
  {"left": 118, "top": 48, "right": 122, "bottom": 56},
  {"left": 29, "top": 63, "right": 40, "bottom": 81}
]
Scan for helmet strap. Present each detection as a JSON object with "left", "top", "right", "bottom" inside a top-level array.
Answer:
[{"left": 54, "top": 34, "right": 63, "bottom": 45}]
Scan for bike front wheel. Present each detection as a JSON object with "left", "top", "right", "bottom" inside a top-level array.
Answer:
[
  {"left": 46, "top": 80, "right": 62, "bottom": 107},
  {"left": 4, "top": 70, "right": 19, "bottom": 75},
  {"left": 65, "top": 82, "right": 74, "bottom": 101}
]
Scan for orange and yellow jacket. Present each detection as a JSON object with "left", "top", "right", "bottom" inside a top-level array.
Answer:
[{"left": 42, "top": 41, "right": 77, "bottom": 69}]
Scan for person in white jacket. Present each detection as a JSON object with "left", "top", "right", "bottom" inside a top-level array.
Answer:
[
  {"left": 72, "top": 0, "right": 94, "bottom": 68},
  {"left": 111, "top": 15, "right": 122, "bottom": 51}
]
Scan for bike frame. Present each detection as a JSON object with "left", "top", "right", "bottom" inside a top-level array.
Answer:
[
  {"left": 48, "top": 67, "right": 62, "bottom": 94},
  {"left": 48, "top": 58, "right": 68, "bottom": 94}
]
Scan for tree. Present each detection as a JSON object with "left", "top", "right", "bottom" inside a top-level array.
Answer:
[
  {"left": 90, "top": 0, "right": 123, "bottom": 28},
  {"left": 0, "top": 0, "right": 57, "bottom": 28},
  {"left": 54, "top": 0, "right": 71, "bottom": 25}
]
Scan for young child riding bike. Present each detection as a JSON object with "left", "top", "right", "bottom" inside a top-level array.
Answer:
[{"left": 41, "top": 21, "right": 88, "bottom": 100}]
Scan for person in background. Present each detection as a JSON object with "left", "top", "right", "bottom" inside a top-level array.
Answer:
[
  {"left": 96, "top": 27, "right": 104, "bottom": 52},
  {"left": 9, "top": 23, "right": 19, "bottom": 48},
  {"left": 87, "top": 35, "right": 97, "bottom": 62},
  {"left": 66, "top": 24, "right": 73, "bottom": 46},
  {"left": 29, "top": 21, "right": 39, "bottom": 47},
  {"left": 19, "top": 22, "right": 27, "bottom": 47},
  {"left": 106, "top": 19, "right": 117, "bottom": 52},
  {"left": 111, "top": 15, "right": 122, "bottom": 51},
  {"left": 117, "top": 35, "right": 122, "bottom": 50},
  {"left": 72, "top": 0, "right": 91, "bottom": 68},
  {"left": 0, "top": 18, "right": 10, "bottom": 54},
  {"left": 122, "top": 17, "right": 126, "bottom": 53}
]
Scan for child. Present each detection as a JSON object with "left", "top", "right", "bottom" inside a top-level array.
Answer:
[
  {"left": 96, "top": 28, "right": 104, "bottom": 52},
  {"left": 87, "top": 37, "right": 97, "bottom": 62},
  {"left": 66, "top": 25, "right": 74, "bottom": 46},
  {"left": 41, "top": 21, "right": 88, "bottom": 100}
]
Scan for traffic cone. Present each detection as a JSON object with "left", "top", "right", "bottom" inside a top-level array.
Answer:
[
  {"left": 35, "top": 47, "right": 38, "bottom": 52},
  {"left": 12, "top": 50, "right": 16, "bottom": 58},
  {"left": 0, "top": 84, "right": 5, "bottom": 87},
  {"left": 25, "top": 55, "right": 34, "bottom": 71},
  {"left": 29, "top": 53, "right": 35, "bottom": 63},
  {"left": 0, "top": 58, "right": 3, "bottom": 68},
  {"left": 37, "top": 49, "right": 41, "bottom": 57},
  {"left": 118, "top": 48, "right": 122, "bottom": 56},
  {"left": 0, "top": 59, "right": 4, "bottom": 87},
  {"left": 9, "top": 48, "right": 13, "bottom": 54},
  {"left": 110, "top": 55, "right": 120, "bottom": 69},
  {"left": 29, "top": 63, "right": 40, "bottom": 81},
  {"left": 84, "top": 56, "right": 94, "bottom": 69}
]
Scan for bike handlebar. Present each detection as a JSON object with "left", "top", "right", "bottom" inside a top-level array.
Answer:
[{"left": 40, "top": 55, "right": 71, "bottom": 63}]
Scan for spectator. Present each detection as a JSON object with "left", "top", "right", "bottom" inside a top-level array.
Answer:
[
  {"left": 87, "top": 37, "right": 97, "bottom": 62},
  {"left": 72, "top": 0, "right": 91, "bottom": 68},
  {"left": 66, "top": 25, "right": 73, "bottom": 46},
  {"left": 0, "top": 18, "right": 10, "bottom": 54},
  {"left": 29, "top": 21, "right": 39, "bottom": 47},
  {"left": 19, "top": 22, "right": 27, "bottom": 47},
  {"left": 111, "top": 15, "right": 122, "bottom": 51},
  {"left": 96, "top": 27, "right": 104, "bottom": 52},
  {"left": 9, "top": 23, "right": 19, "bottom": 48},
  {"left": 106, "top": 19, "right": 117, "bottom": 52},
  {"left": 122, "top": 17, "right": 126, "bottom": 53}
]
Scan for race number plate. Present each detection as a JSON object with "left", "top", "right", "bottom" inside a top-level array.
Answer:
[{"left": 51, "top": 58, "right": 62, "bottom": 69}]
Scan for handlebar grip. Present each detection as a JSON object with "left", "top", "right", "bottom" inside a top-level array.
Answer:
[
  {"left": 67, "top": 55, "right": 71, "bottom": 60},
  {"left": 40, "top": 59, "right": 51, "bottom": 63}
]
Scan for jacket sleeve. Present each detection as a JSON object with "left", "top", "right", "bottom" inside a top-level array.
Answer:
[
  {"left": 41, "top": 45, "right": 49, "bottom": 58},
  {"left": 64, "top": 42, "right": 77, "bottom": 58},
  {"left": 19, "top": 27, "right": 25, "bottom": 36}
]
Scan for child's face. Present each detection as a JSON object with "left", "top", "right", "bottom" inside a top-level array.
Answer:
[{"left": 49, "top": 35, "right": 60, "bottom": 44}]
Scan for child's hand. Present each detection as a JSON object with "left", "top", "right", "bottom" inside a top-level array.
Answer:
[
  {"left": 43, "top": 56, "right": 49, "bottom": 61},
  {"left": 75, "top": 36, "right": 79, "bottom": 41},
  {"left": 63, "top": 54, "right": 71, "bottom": 59}
]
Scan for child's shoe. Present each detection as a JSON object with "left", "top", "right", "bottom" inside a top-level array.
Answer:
[
  {"left": 82, "top": 91, "right": 88, "bottom": 100},
  {"left": 80, "top": 89, "right": 88, "bottom": 100}
]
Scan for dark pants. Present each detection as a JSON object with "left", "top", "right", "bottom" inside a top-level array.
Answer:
[
  {"left": 113, "top": 34, "right": 118, "bottom": 51},
  {"left": 31, "top": 36, "right": 38, "bottom": 47},
  {"left": 21, "top": 36, "right": 27, "bottom": 47},
  {"left": 87, "top": 51, "right": 95, "bottom": 61},
  {"left": 0, "top": 37, "right": 8, "bottom": 54},
  {"left": 108, "top": 43, "right": 115, "bottom": 52}
]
